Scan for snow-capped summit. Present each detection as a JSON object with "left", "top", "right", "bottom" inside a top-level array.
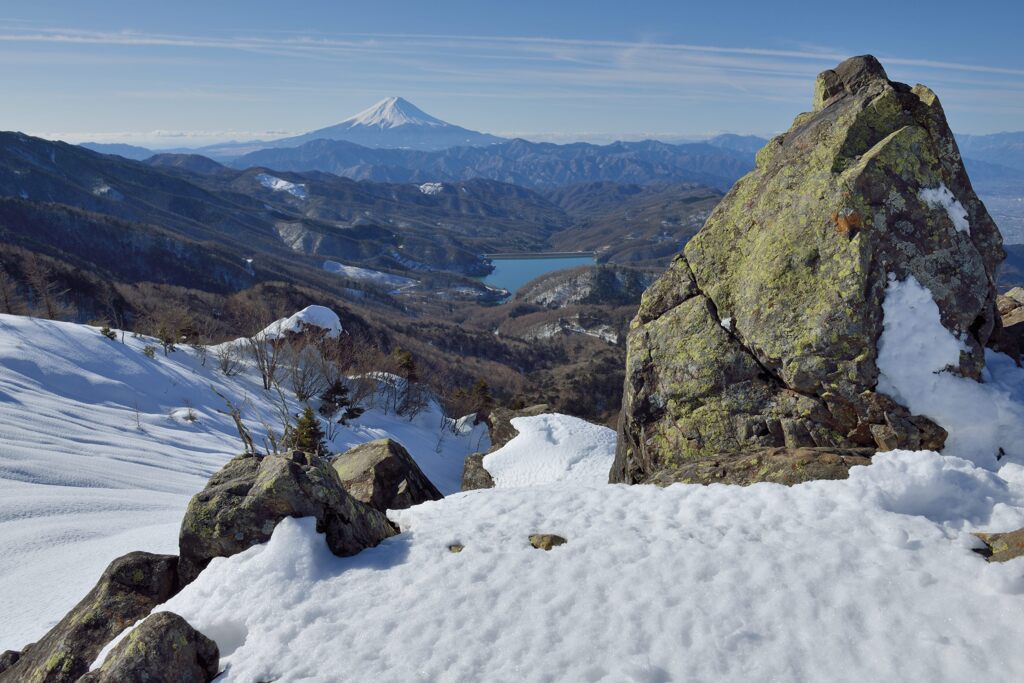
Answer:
[
  {"left": 270, "top": 96, "right": 504, "bottom": 151},
  {"left": 343, "top": 96, "right": 447, "bottom": 130}
]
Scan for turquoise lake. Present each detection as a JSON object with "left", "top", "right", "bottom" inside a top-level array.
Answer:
[{"left": 483, "top": 255, "right": 595, "bottom": 293}]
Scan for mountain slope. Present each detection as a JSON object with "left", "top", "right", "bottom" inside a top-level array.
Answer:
[{"left": 232, "top": 138, "right": 755, "bottom": 191}]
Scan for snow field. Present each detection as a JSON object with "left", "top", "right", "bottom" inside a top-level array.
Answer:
[
  {"left": 138, "top": 449, "right": 1024, "bottom": 682},
  {"left": 0, "top": 312, "right": 486, "bottom": 650},
  {"left": 483, "top": 413, "right": 616, "bottom": 487}
]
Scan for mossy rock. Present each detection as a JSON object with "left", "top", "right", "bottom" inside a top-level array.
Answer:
[
  {"left": 331, "top": 438, "right": 442, "bottom": 513},
  {"left": 612, "top": 55, "right": 1002, "bottom": 483},
  {"left": 178, "top": 450, "right": 396, "bottom": 585},
  {"left": 79, "top": 611, "right": 218, "bottom": 683},
  {"left": 1, "top": 553, "right": 178, "bottom": 683}
]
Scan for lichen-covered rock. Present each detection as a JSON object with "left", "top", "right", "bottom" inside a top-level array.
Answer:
[
  {"left": 460, "top": 453, "right": 495, "bottom": 491},
  {"left": 0, "top": 553, "right": 178, "bottom": 683},
  {"left": 178, "top": 450, "right": 396, "bottom": 585},
  {"left": 79, "top": 612, "right": 218, "bottom": 683},
  {"left": 331, "top": 439, "right": 442, "bottom": 512},
  {"left": 640, "top": 447, "right": 874, "bottom": 486},
  {"left": 612, "top": 55, "right": 1003, "bottom": 483},
  {"left": 974, "top": 528, "right": 1024, "bottom": 563}
]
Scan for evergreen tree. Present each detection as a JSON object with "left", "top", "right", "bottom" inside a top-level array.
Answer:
[
  {"left": 287, "top": 405, "right": 327, "bottom": 455},
  {"left": 470, "top": 378, "right": 495, "bottom": 415},
  {"left": 318, "top": 379, "right": 364, "bottom": 425}
]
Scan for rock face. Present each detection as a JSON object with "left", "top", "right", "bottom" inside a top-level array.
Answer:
[
  {"left": 461, "top": 453, "right": 495, "bottom": 491},
  {"left": 460, "top": 405, "right": 550, "bottom": 491},
  {"left": 612, "top": 55, "right": 1003, "bottom": 484},
  {"left": 331, "top": 439, "right": 443, "bottom": 512},
  {"left": 79, "top": 612, "right": 219, "bottom": 683},
  {"left": 0, "top": 552, "right": 178, "bottom": 683},
  {"left": 178, "top": 450, "right": 396, "bottom": 585},
  {"left": 640, "top": 447, "right": 874, "bottom": 487}
]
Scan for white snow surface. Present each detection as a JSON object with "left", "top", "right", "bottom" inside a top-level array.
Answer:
[
  {"left": 918, "top": 183, "right": 970, "bottom": 233},
  {"left": 259, "top": 305, "right": 342, "bottom": 339},
  {"left": 0, "top": 313, "right": 487, "bottom": 650},
  {"left": 322, "top": 260, "right": 416, "bottom": 288},
  {"left": 418, "top": 182, "right": 445, "bottom": 195},
  {"left": 255, "top": 172, "right": 308, "bottom": 199},
  {"left": 483, "top": 414, "right": 616, "bottom": 488},
  {"left": 342, "top": 96, "right": 446, "bottom": 129},
  {"left": 877, "top": 274, "right": 1024, "bottom": 467},
  {"left": 123, "top": 448, "right": 1024, "bottom": 682}
]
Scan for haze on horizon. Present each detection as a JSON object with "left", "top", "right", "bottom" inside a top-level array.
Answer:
[{"left": 1, "top": 0, "right": 1022, "bottom": 148}]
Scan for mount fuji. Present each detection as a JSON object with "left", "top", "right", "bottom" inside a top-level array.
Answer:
[
  {"left": 275, "top": 96, "right": 503, "bottom": 150},
  {"left": 179, "top": 97, "right": 504, "bottom": 158}
]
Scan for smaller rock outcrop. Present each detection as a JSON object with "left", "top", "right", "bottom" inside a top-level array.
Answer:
[
  {"left": 992, "top": 288, "right": 1024, "bottom": 361},
  {"left": 639, "top": 447, "right": 874, "bottom": 487},
  {"left": 461, "top": 453, "right": 495, "bottom": 491},
  {"left": 460, "top": 405, "right": 550, "bottom": 491},
  {"left": 79, "top": 612, "right": 219, "bottom": 683},
  {"left": 331, "top": 439, "right": 442, "bottom": 512},
  {"left": 529, "top": 534, "right": 567, "bottom": 551},
  {"left": 975, "top": 528, "right": 1024, "bottom": 563},
  {"left": 0, "top": 552, "right": 179, "bottom": 683},
  {"left": 178, "top": 450, "right": 396, "bottom": 585}
]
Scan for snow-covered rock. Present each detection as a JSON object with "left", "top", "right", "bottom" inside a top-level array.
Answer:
[{"left": 260, "top": 305, "right": 342, "bottom": 339}]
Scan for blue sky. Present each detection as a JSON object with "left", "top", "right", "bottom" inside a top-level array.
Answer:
[{"left": 1, "top": 0, "right": 1021, "bottom": 147}]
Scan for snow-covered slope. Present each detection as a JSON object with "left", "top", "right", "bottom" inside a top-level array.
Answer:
[
  {"left": 115, "top": 449, "right": 1024, "bottom": 682},
  {"left": 0, "top": 313, "right": 487, "bottom": 650}
]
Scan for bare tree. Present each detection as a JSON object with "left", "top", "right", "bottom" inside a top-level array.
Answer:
[
  {"left": 0, "top": 265, "right": 25, "bottom": 315},
  {"left": 23, "top": 256, "right": 72, "bottom": 320},
  {"left": 285, "top": 342, "right": 327, "bottom": 401},
  {"left": 215, "top": 342, "right": 245, "bottom": 377},
  {"left": 212, "top": 387, "right": 256, "bottom": 455},
  {"left": 247, "top": 332, "right": 284, "bottom": 390}
]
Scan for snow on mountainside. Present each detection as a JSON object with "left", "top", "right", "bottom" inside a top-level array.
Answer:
[
  {"left": 0, "top": 312, "right": 488, "bottom": 650},
  {"left": 266, "top": 97, "right": 504, "bottom": 151},
  {"left": 343, "top": 96, "right": 448, "bottom": 129}
]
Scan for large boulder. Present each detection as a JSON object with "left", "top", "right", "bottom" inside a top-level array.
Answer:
[
  {"left": 331, "top": 439, "right": 442, "bottom": 512},
  {"left": 178, "top": 450, "right": 396, "bottom": 585},
  {"left": 79, "top": 611, "right": 219, "bottom": 683},
  {"left": 613, "top": 55, "right": 1003, "bottom": 484},
  {"left": 0, "top": 553, "right": 178, "bottom": 683}
]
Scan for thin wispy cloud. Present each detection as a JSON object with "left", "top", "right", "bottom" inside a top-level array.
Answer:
[{"left": 2, "top": 26, "right": 1021, "bottom": 144}]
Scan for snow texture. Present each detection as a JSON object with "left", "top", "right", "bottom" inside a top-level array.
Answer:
[
  {"left": 255, "top": 172, "right": 308, "bottom": 199},
  {"left": 918, "top": 183, "right": 970, "bottom": 234},
  {"left": 112, "top": 447, "right": 1024, "bottom": 682},
  {"left": 322, "top": 260, "right": 416, "bottom": 288},
  {"left": 482, "top": 414, "right": 616, "bottom": 488},
  {"left": 877, "top": 274, "right": 1024, "bottom": 467},
  {"left": 0, "top": 313, "right": 487, "bottom": 650}
]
